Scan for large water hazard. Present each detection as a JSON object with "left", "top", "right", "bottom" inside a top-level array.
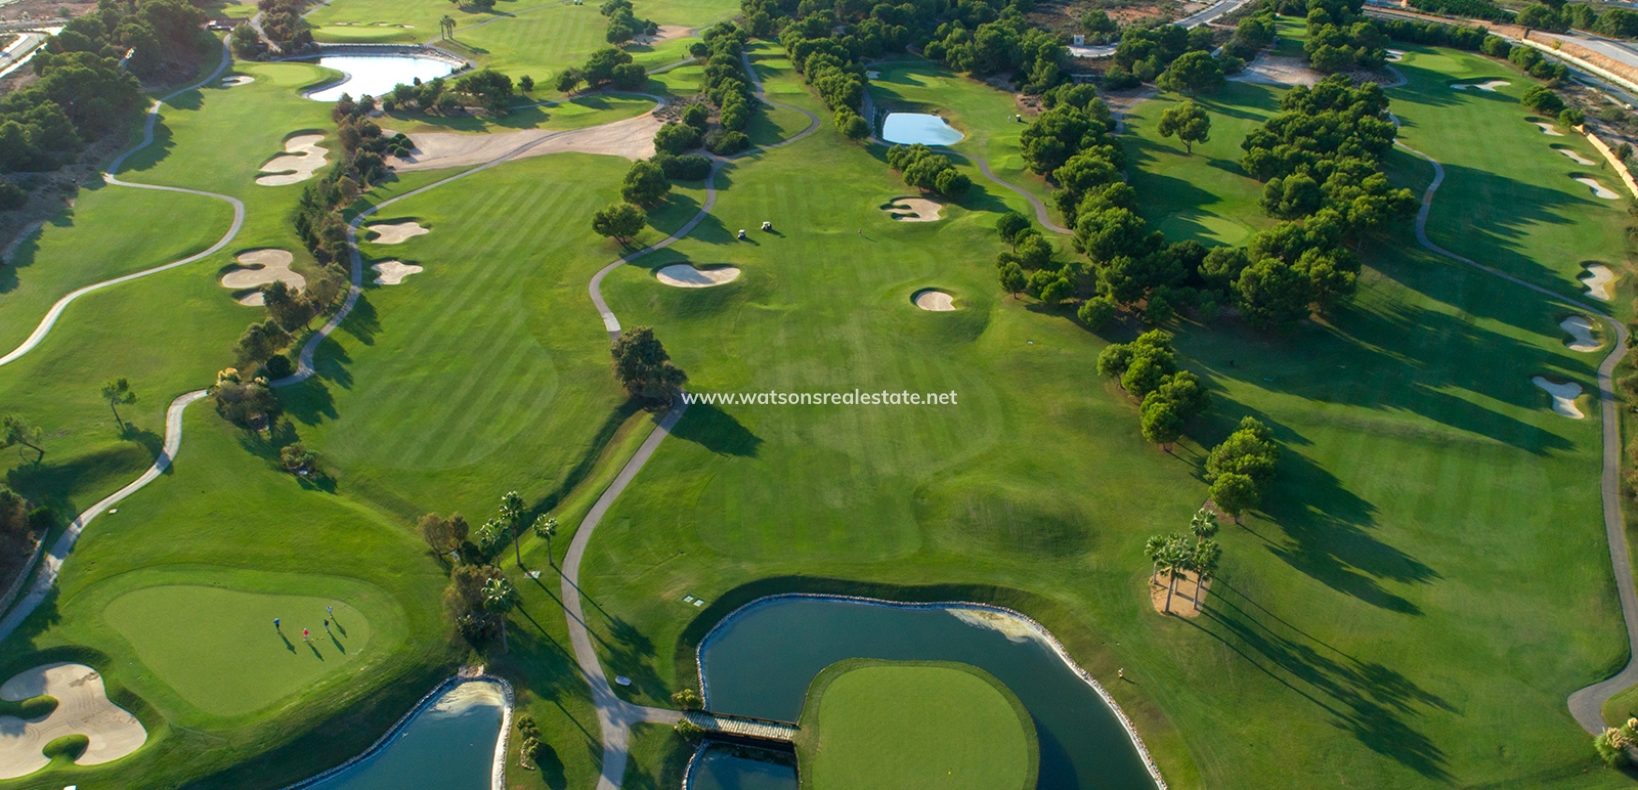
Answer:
[
  {"left": 298, "top": 680, "right": 504, "bottom": 790},
  {"left": 693, "top": 596, "right": 1157, "bottom": 790}
]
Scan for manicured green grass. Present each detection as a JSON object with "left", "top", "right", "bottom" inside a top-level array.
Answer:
[
  {"left": 103, "top": 581, "right": 377, "bottom": 717},
  {"left": 306, "top": 0, "right": 565, "bottom": 45},
  {"left": 575, "top": 40, "right": 1633, "bottom": 790},
  {"left": 310, "top": 24, "right": 418, "bottom": 43},
  {"left": 1124, "top": 82, "right": 1282, "bottom": 247},
  {"left": 797, "top": 660, "right": 1036, "bottom": 790},
  {"left": 384, "top": 95, "right": 656, "bottom": 135},
  {"left": 1388, "top": 46, "right": 1630, "bottom": 307}
]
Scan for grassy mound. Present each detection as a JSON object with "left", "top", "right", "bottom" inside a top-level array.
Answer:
[
  {"left": 796, "top": 659, "right": 1036, "bottom": 790},
  {"left": 0, "top": 694, "right": 58, "bottom": 720}
]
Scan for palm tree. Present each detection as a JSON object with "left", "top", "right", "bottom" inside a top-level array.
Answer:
[
  {"left": 500, "top": 490, "right": 525, "bottom": 566},
  {"left": 1143, "top": 534, "right": 1168, "bottom": 586},
  {"left": 440, "top": 14, "right": 457, "bottom": 39},
  {"left": 1160, "top": 535, "right": 1190, "bottom": 615},
  {"left": 1192, "top": 539, "right": 1221, "bottom": 607},
  {"left": 532, "top": 515, "right": 559, "bottom": 566},
  {"left": 1189, "top": 508, "right": 1219, "bottom": 545},
  {"left": 100, "top": 378, "right": 137, "bottom": 432},
  {"left": 482, "top": 577, "right": 518, "bottom": 652}
]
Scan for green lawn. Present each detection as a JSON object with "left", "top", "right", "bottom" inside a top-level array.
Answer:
[
  {"left": 573, "top": 37, "right": 1634, "bottom": 790},
  {"left": 797, "top": 660, "right": 1036, "bottom": 790},
  {"left": 103, "top": 579, "right": 379, "bottom": 717},
  {"left": 306, "top": 0, "right": 568, "bottom": 45},
  {"left": 1124, "top": 82, "right": 1283, "bottom": 247}
]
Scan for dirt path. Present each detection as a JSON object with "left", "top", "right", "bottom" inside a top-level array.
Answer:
[
  {"left": 1393, "top": 136, "right": 1635, "bottom": 733},
  {"left": 0, "top": 40, "right": 245, "bottom": 369}
]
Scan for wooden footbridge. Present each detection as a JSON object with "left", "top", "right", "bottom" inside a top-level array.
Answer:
[{"left": 683, "top": 710, "right": 800, "bottom": 743}]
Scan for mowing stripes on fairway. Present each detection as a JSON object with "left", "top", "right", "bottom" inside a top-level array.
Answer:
[{"left": 323, "top": 174, "right": 586, "bottom": 471}]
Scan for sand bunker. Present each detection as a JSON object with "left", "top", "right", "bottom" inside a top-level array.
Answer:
[
  {"left": 1561, "top": 315, "right": 1599, "bottom": 352},
  {"left": 1532, "top": 121, "right": 1565, "bottom": 137},
  {"left": 1532, "top": 376, "right": 1585, "bottom": 419},
  {"left": 256, "top": 134, "right": 328, "bottom": 186},
  {"left": 1230, "top": 54, "right": 1321, "bottom": 87},
  {"left": 884, "top": 197, "right": 943, "bottom": 222},
  {"left": 221, "top": 75, "right": 255, "bottom": 87},
  {"left": 655, "top": 264, "right": 739, "bottom": 287},
  {"left": 392, "top": 111, "right": 662, "bottom": 172},
  {"left": 1581, "top": 263, "right": 1614, "bottom": 300},
  {"left": 0, "top": 663, "right": 147, "bottom": 779},
  {"left": 371, "top": 260, "right": 423, "bottom": 285},
  {"left": 1451, "top": 79, "right": 1509, "bottom": 91},
  {"left": 222, "top": 249, "right": 305, "bottom": 306},
  {"left": 1386, "top": 49, "right": 1406, "bottom": 61},
  {"left": 1556, "top": 147, "right": 1596, "bottom": 165},
  {"left": 1574, "top": 176, "right": 1620, "bottom": 199},
  {"left": 912, "top": 289, "right": 955, "bottom": 311},
  {"left": 632, "top": 25, "right": 690, "bottom": 44},
  {"left": 365, "top": 221, "right": 430, "bottom": 244},
  {"left": 1150, "top": 570, "right": 1211, "bottom": 618}
]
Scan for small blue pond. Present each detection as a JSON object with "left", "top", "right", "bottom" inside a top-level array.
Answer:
[
  {"left": 881, "top": 112, "right": 964, "bottom": 146},
  {"left": 307, "top": 55, "right": 457, "bottom": 101},
  {"left": 298, "top": 680, "right": 505, "bottom": 790}
]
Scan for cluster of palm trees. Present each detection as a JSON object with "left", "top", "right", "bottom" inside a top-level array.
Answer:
[
  {"left": 1144, "top": 508, "right": 1224, "bottom": 614},
  {"left": 480, "top": 490, "right": 561, "bottom": 652}
]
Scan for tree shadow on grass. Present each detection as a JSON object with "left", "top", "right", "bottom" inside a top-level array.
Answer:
[
  {"left": 596, "top": 614, "right": 666, "bottom": 704},
  {"left": 339, "top": 292, "right": 381, "bottom": 347},
  {"left": 670, "top": 402, "right": 761, "bottom": 457},
  {"left": 1185, "top": 581, "right": 1454, "bottom": 780}
]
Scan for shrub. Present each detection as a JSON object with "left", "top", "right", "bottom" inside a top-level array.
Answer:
[
  {"left": 657, "top": 153, "right": 712, "bottom": 180},
  {"left": 654, "top": 122, "right": 703, "bottom": 155},
  {"left": 1559, "top": 107, "right": 1586, "bottom": 127},
  {"left": 592, "top": 202, "right": 647, "bottom": 243},
  {"left": 280, "top": 443, "right": 317, "bottom": 474},
  {"left": 709, "top": 130, "right": 750, "bottom": 155},
  {"left": 682, "top": 102, "right": 710, "bottom": 130},
  {"left": 0, "top": 183, "right": 25, "bottom": 211},
  {"left": 1078, "top": 295, "right": 1118, "bottom": 328}
]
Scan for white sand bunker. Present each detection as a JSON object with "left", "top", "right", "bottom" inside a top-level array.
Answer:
[
  {"left": 912, "top": 289, "right": 956, "bottom": 311},
  {"left": 884, "top": 197, "right": 943, "bottom": 222},
  {"left": 256, "top": 134, "right": 328, "bottom": 186},
  {"left": 0, "top": 663, "right": 147, "bottom": 779},
  {"left": 632, "top": 24, "right": 690, "bottom": 44},
  {"left": 371, "top": 260, "right": 423, "bottom": 285},
  {"left": 1230, "top": 54, "right": 1321, "bottom": 87},
  {"left": 655, "top": 264, "right": 739, "bottom": 287},
  {"left": 1581, "top": 263, "right": 1614, "bottom": 300},
  {"left": 1532, "top": 376, "right": 1585, "bottom": 418},
  {"left": 1556, "top": 147, "right": 1596, "bottom": 165},
  {"left": 1561, "top": 315, "right": 1599, "bottom": 352},
  {"left": 393, "top": 111, "right": 662, "bottom": 171},
  {"left": 221, "top": 75, "right": 255, "bottom": 87},
  {"left": 1451, "top": 79, "right": 1509, "bottom": 91},
  {"left": 222, "top": 249, "right": 305, "bottom": 306},
  {"left": 365, "top": 221, "right": 430, "bottom": 244},
  {"left": 1533, "top": 121, "right": 1565, "bottom": 137},
  {"left": 1574, "top": 176, "right": 1620, "bottom": 199},
  {"left": 1386, "top": 49, "right": 1406, "bottom": 61}
]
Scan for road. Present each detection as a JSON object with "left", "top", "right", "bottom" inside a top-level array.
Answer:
[{"left": 1068, "top": 0, "right": 1253, "bottom": 58}]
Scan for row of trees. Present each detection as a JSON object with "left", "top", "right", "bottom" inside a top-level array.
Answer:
[
  {"left": 1303, "top": 0, "right": 1390, "bottom": 74},
  {"left": 601, "top": 0, "right": 658, "bottom": 44},
  {"left": 422, "top": 492, "right": 559, "bottom": 649},
  {"left": 779, "top": 18, "right": 872, "bottom": 138},
  {"left": 253, "top": 0, "right": 317, "bottom": 55},
  {"left": 1407, "top": 0, "right": 1511, "bottom": 22},
  {"left": 382, "top": 70, "right": 519, "bottom": 115},
  {"left": 693, "top": 23, "right": 757, "bottom": 153},
  {"left": 556, "top": 46, "right": 649, "bottom": 93},
  {"left": 1096, "top": 330, "right": 1211, "bottom": 449},
  {"left": 925, "top": 13, "right": 1067, "bottom": 93},
  {"left": 1144, "top": 509, "right": 1222, "bottom": 612},
  {"left": 1205, "top": 417, "right": 1280, "bottom": 522},
  {"left": 886, "top": 143, "right": 971, "bottom": 196}
]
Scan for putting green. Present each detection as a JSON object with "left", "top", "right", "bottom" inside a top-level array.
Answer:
[
  {"left": 104, "top": 585, "right": 372, "bottom": 717},
  {"left": 797, "top": 659, "right": 1037, "bottom": 790}
]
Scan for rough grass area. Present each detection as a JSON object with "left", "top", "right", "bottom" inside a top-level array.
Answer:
[{"left": 797, "top": 659, "right": 1036, "bottom": 790}]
